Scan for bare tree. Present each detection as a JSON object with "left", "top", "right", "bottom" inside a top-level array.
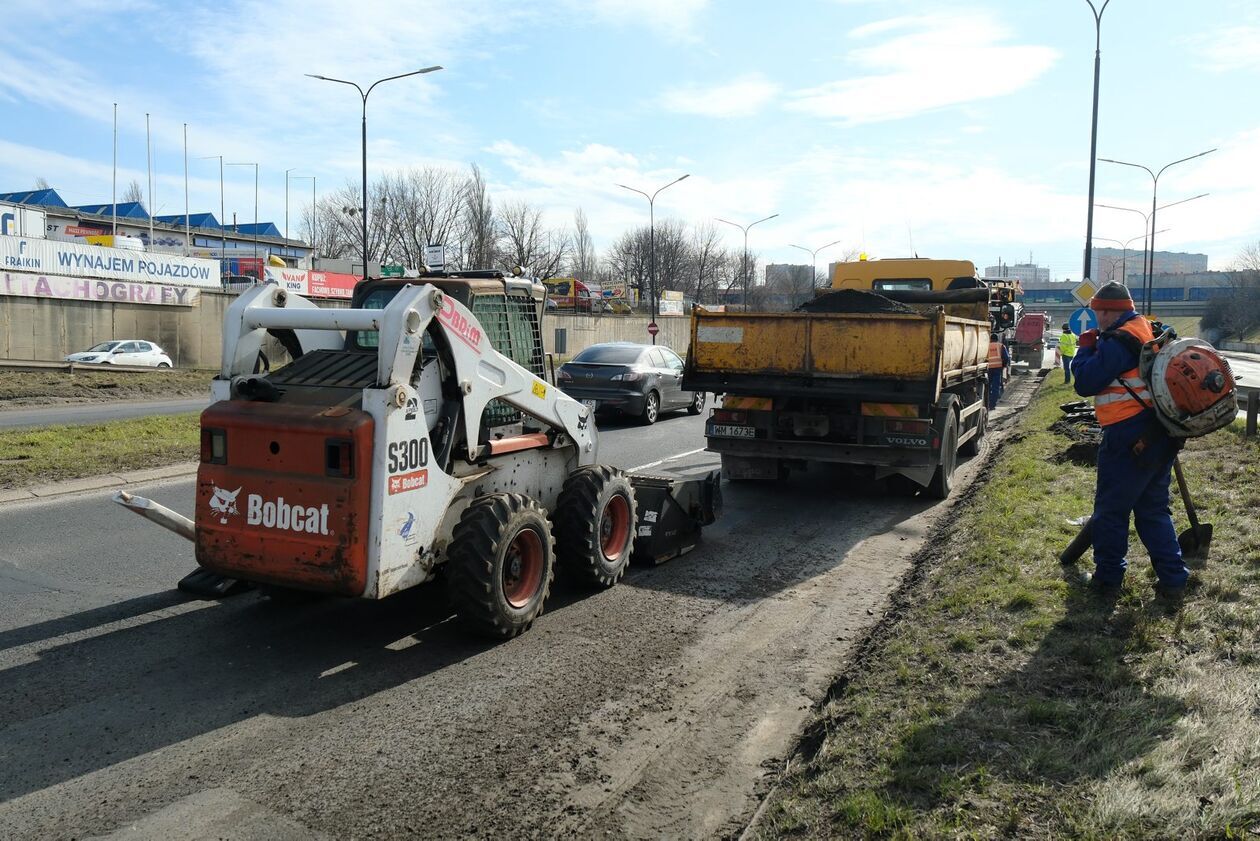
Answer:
[
  {"left": 1207, "top": 241, "right": 1260, "bottom": 340},
  {"left": 34, "top": 176, "right": 51, "bottom": 190},
  {"left": 607, "top": 227, "right": 653, "bottom": 302},
  {"left": 460, "top": 164, "right": 497, "bottom": 270},
  {"left": 684, "top": 222, "right": 727, "bottom": 304},
  {"left": 122, "top": 179, "right": 144, "bottom": 203},
  {"left": 570, "top": 208, "right": 597, "bottom": 283},
  {"left": 378, "top": 168, "right": 464, "bottom": 269},
  {"left": 498, "top": 199, "right": 570, "bottom": 278}
]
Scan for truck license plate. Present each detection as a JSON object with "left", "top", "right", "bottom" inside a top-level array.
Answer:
[{"left": 710, "top": 424, "right": 756, "bottom": 439}]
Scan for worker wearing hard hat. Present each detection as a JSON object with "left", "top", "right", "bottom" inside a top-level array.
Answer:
[{"left": 1070, "top": 282, "right": 1187, "bottom": 599}]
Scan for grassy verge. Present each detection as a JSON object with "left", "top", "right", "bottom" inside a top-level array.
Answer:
[
  {"left": 0, "top": 369, "right": 211, "bottom": 404},
  {"left": 0, "top": 413, "right": 199, "bottom": 488},
  {"left": 758, "top": 380, "right": 1260, "bottom": 839}
]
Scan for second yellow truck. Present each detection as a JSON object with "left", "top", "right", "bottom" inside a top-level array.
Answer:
[{"left": 682, "top": 258, "right": 991, "bottom": 498}]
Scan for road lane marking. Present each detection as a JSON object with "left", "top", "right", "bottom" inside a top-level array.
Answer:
[{"left": 629, "top": 447, "right": 706, "bottom": 472}]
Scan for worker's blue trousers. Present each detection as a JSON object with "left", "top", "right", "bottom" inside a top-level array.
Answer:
[
  {"left": 987, "top": 369, "right": 1003, "bottom": 410},
  {"left": 1092, "top": 413, "right": 1188, "bottom": 588}
]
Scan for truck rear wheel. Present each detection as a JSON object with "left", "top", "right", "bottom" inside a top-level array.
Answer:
[
  {"left": 927, "top": 410, "right": 959, "bottom": 500},
  {"left": 553, "top": 466, "right": 637, "bottom": 588},
  {"left": 959, "top": 406, "right": 986, "bottom": 458},
  {"left": 446, "top": 493, "right": 555, "bottom": 639}
]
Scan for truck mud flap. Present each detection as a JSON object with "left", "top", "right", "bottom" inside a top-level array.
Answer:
[
  {"left": 629, "top": 469, "right": 722, "bottom": 565},
  {"left": 177, "top": 567, "right": 254, "bottom": 599}
]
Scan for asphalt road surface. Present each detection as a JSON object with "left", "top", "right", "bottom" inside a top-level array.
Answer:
[
  {"left": 0, "top": 398, "right": 211, "bottom": 430},
  {"left": 0, "top": 389, "right": 1023, "bottom": 840}
]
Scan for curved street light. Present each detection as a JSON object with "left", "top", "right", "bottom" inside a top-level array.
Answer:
[
  {"left": 1092, "top": 230, "right": 1168, "bottom": 283},
  {"left": 717, "top": 214, "right": 779, "bottom": 308},
  {"left": 1094, "top": 190, "right": 1209, "bottom": 305},
  {"left": 306, "top": 66, "right": 443, "bottom": 277},
  {"left": 789, "top": 239, "right": 842, "bottom": 305},
  {"left": 1099, "top": 149, "right": 1216, "bottom": 313},
  {"left": 1080, "top": 0, "right": 1113, "bottom": 290},
  {"left": 616, "top": 174, "right": 690, "bottom": 342}
]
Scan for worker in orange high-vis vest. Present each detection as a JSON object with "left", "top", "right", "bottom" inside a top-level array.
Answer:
[
  {"left": 986, "top": 333, "right": 1009, "bottom": 411},
  {"left": 1070, "top": 281, "right": 1188, "bottom": 599}
]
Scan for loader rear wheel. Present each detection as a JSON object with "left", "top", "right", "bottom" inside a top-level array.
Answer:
[
  {"left": 553, "top": 465, "right": 637, "bottom": 588},
  {"left": 446, "top": 494, "right": 555, "bottom": 639}
]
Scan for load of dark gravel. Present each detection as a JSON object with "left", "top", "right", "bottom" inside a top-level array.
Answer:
[{"left": 796, "top": 289, "right": 916, "bottom": 314}]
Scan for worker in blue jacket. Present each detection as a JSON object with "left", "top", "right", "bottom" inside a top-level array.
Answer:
[{"left": 1070, "top": 281, "right": 1188, "bottom": 598}]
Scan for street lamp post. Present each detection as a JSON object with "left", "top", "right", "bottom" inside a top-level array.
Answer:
[
  {"left": 306, "top": 66, "right": 443, "bottom": 278},
  {"left": 616, "top": 174, "right": 690, "bottom": 343},
  {"left": 1100, "top": 149, "right": 1216, "bottom": 313},
  {"left": 200, "top": 155, "right": 227, "bottom": 282},
  {"left": 717, "top": 214, "right": 779, "bottom": 309},
  {"left": 789, "top": 239, "right": 842, "bottom": 307},
  {"left": 285, "top": 168, "right": 295, "bottom": 243},
  {"left": 227, "top": 162, "right": 259, "bottom": 266},
  {"left": 1095, "top": 190, "right": 1210, "bottom": 308},
  {"left": 1081, "top": 0, "right": 1113, "bottom": 287},
  {"left": 291, "top": 176, "right": 316, "bottom": 265},
  {"left": 1092, "top": 231, "right": 1167, "bottom": 282}
]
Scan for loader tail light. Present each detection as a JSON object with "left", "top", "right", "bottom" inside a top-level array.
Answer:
[
  {"left": 325, "top": 439, "right": 355, "bottom": 478},
  {"left": 712, "top": 409, "right": 748, "bottom": 424},
  {"left": 201, "top": 428, "right": 227, "bottom": 464}
]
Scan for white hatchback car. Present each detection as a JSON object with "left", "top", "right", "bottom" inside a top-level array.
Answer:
[{"left": 66, "top": 340, "right": 174, "bottom": 368}]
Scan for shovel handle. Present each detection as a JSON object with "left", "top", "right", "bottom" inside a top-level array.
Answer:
[{"left": 1172, "top": 456, "right": 1202, "bottom": 532}]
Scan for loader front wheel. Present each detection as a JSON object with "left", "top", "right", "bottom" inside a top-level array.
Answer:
[
  {"left": 554, "top": 466, "right": 637, "bottom": 588},
  {"left": 446, "top": 494, "right": 555, "bottom": 639}
]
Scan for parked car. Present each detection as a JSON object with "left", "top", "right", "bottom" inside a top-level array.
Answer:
[
  {"left": 557, "top": 342, "right": 704, "bottom": 424},
  {"left": 605, "top": 299, "right": 634, "bottom": 314},
  {"left": 66, "top": 340, "right": 173, "bottom": 368}
]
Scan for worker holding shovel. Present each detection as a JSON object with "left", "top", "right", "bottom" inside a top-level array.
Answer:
[{"left": 1069, "top": 282, "right": 1189, "bottom": 600}]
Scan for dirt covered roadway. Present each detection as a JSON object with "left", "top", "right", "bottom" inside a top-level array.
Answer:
[{"left": 0, "top": 378, "right": 1042, "bottom": 839}]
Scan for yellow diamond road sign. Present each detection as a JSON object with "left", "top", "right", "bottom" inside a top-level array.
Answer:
[{"left": 1072, "top": 279, "right": 1097, "bottom": 307}]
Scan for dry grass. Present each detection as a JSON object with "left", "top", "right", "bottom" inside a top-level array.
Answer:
[
  {"left": 756, "top": 380, "right": 1260, "bottom": 840},
  {"left": 0, "top": 413, "right": 199, "bottom": 488}
]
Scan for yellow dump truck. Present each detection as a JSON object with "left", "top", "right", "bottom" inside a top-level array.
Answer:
[{"left": 682, "top": 258, "right": 992, "bottom": 497}]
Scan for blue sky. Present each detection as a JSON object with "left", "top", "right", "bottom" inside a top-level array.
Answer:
[{"left": 2, "top": 0, "right": 1258, "bottom": 280}]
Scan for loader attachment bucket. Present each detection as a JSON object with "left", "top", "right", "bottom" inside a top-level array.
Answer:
[{"left": 629, "top": 469, "right": 722, "bottom": 565}]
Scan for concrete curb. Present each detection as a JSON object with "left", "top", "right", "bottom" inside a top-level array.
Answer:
[{"left": 0, "top": 461, "right": 198, "bottom": 506}]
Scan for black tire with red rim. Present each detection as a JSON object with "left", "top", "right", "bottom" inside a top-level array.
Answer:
[
  {"left": 446, "top": 493, "right": 555, "bottom": 639},
  {"left": 553, "top": 465, "right": 637, "bottom": 588}
]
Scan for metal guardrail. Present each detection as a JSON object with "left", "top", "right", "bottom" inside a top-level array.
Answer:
[{"left": 0, "top": 359, "right": 181, "bottom": 374}]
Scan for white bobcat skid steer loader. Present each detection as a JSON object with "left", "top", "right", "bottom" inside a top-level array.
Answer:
[{"left": 114, "top": 278, "right": 709, "bottom": 639}]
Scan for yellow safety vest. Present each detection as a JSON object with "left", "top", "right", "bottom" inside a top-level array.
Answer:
[{"left": 1059, "top": 331, "right": 1077, "bottom": 358}]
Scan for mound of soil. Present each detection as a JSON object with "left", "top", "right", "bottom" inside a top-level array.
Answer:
[
  {"left": 1049, "top": 418, "right": 1101, "bottom": 466},
  {"left": 796, "top": 289, "right": 915, "bottom": 314}
]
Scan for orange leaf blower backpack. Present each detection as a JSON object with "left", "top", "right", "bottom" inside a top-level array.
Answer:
[{"left": 1114, "top": 327, "right": 1238, "bottom": 437}]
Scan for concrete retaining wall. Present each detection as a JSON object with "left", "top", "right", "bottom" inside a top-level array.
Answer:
[
  {"left": 542, "top": 313, "right": 690, "bottom": 356},
  {"left": 0, "top": 293, "right": 691, "bottom": 370}
]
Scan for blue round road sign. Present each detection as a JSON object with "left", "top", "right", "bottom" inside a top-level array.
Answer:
[{"left": 1068, "top": 307, "right": 1097, "bottom": 336}]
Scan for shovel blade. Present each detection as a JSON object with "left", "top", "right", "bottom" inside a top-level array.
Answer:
[{"left": 1178, "top": 524, "right": 1213, "bottom": 560}]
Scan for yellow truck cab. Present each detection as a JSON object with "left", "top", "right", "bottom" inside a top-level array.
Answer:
[{"left": 683, "top": 258, "right": 991, "bottom": 498}]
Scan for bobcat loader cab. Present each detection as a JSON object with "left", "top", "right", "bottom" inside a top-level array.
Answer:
[{"left": 116, "top": 270, "right": 720, "bottom": 639}]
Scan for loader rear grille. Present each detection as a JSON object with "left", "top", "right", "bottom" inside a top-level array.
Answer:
[{"left": 269, "top": 350, "right": 377, "bottom": 389}]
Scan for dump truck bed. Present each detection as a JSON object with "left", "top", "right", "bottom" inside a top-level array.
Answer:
[{"left": 683, "top": 308, "right": 989, "bottom": 403}]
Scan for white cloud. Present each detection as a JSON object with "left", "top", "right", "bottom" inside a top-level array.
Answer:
[
  {"left": 572, "top": 0, "right": 709, "bottom": 37},
  {"left": 660, "top": 74, "right": 781, "bottom": 118},
  {"left": 1187, "top": 25, "right": 1260, "bottom": 73},
  {"left": 785, "top": 13, "right": 1058, "bottom": 124}
]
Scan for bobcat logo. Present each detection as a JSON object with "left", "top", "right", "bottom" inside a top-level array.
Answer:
[{"left": 209, "top": 486, "right": 242, "bottom": 525}]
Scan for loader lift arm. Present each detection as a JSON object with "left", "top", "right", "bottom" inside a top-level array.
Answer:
[{"left": 217, "top": 283, "right": 597, "bottom": 463}]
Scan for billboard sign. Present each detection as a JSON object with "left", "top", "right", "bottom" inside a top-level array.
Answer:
[
  {"left": 0, "top": 236, "right": 219, "bottom": 287},
  {"left": 263, "top": 267, "right": 359, "bottom": 299},
  {"left": 1, "top": 271, "right": 200, "bottom": 306},
  {"left": 424, "top": 243, "right": 445, "bottom": 269}
]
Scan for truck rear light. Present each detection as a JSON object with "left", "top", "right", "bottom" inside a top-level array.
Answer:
[
  {"left": 712, "top": 409, "right": 747, "bottom": 424},
  {"left": 201, "top": 428, "right": 227, "bottom": 464},
  {"left": 325, "top": 439, "right": 355, "bottom": 478}
]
